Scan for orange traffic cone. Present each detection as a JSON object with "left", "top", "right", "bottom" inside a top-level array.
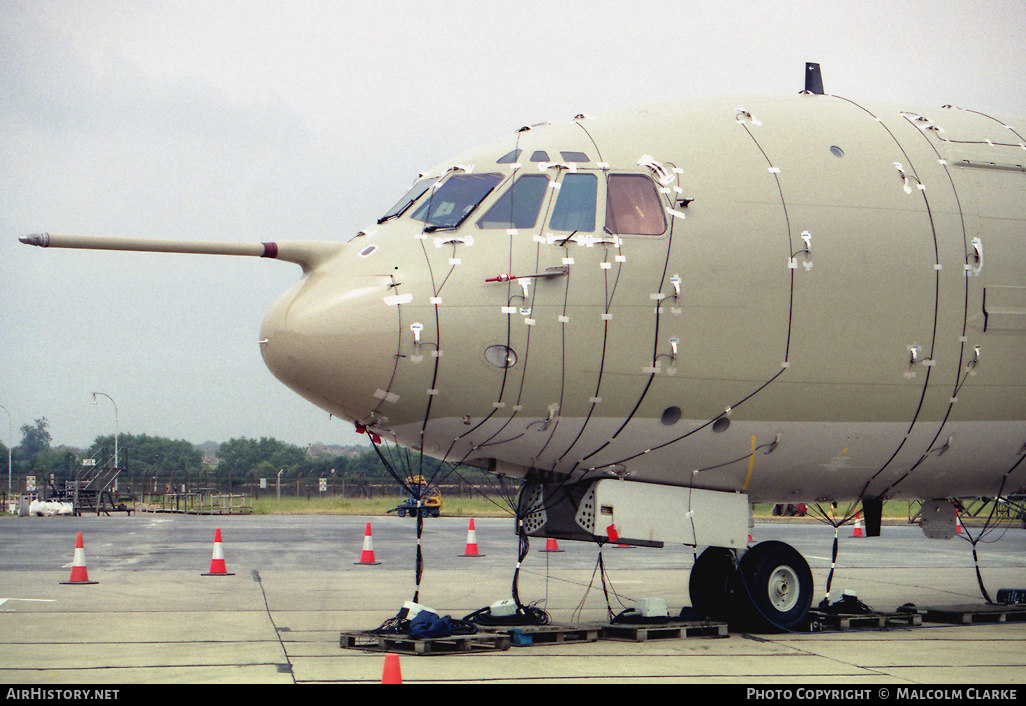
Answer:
[
  {"left": 540, "top": 537, "right": 563, "bottom": 553},
  {"left": 61, "top": 532, "right": 98, "bottom": 585},
  {"left": 381, "top": 652, "right": 402, "bottom": 684},
  {"left": 202, "top": 528, "right": 235, "bottom": 576},
  {"left": 851, "top": 512, "right": 865, "bottom": 538},
  {"left": 460, "top": 518, "right": 485, "bottom": 557},
  {"left": 355, "top": 522, "right": 381, "bottom": 565},
  {"left": 956, "top": 509, "right": 963, "bottom": 534}
]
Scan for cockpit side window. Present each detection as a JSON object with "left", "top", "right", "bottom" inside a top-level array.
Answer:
[
  {"left": 559, "top": 151, "right": 590, "bottom": 163},
  {"left": 410, "top": 173, "right": 503, "bottom": 230},
  {"left": 605, "top": 174, "right": 666, "bottom": 235},
  {"left": 378, "top": 177, "right": 440, "bottom": 223},
  {"left": 477, "top": 174, "right": 549, "bottom": 229},
  {"left": 549, "top": 173, "right": 597, "bottom": 232}
]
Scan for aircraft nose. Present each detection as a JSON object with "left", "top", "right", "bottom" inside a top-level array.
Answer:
[{"left": 259, "top": 272, "right": 399, "bottom": 424}]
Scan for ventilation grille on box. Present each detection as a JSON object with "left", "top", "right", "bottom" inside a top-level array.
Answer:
[
  {"left": 520, "top": 484, "right": 547, "bottom": 534},
  {"left": 574, "top": 485, "right": 598, "bottom": 534}
]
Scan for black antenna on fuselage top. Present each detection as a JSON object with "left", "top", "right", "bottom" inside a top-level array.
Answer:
[{"left": 804, "top": 62, "right": 824, "bottom": 94}]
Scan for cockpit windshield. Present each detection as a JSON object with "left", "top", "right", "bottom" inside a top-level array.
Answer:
[
  {"left": 378, "top": 177, "right": 440, "bottom": 223},
  {"left": 477, "top": 174, "right": 549, "bottom": 229},
  {"left": 549, "top": 173, "right": 597, "bottom": 232},
  {"left": 605, "top": 174, "right": 666, "bottom": 235},
  {"left": 409, "top": 172, "right": 504, "bottom": 230}
]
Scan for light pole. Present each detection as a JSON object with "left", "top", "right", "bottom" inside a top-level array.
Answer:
[
  {"left": 0, "top": 405, "right": 11, "bottom": 493},
  {"left": 91, "top": 392, "right": 118, "bottom": 470}
]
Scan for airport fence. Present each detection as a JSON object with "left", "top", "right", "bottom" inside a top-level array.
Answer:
[{"left": 1, "top": 473, "right": 493, "bottom": 514}]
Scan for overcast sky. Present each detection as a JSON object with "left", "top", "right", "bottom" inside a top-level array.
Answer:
[{"left": 2, "top": 0, "right": 1023, "bottom": 451}]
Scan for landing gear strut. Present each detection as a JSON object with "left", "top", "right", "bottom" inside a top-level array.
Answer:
[{"left": 689, "top": 541, "right": 813, "bottom": 633}]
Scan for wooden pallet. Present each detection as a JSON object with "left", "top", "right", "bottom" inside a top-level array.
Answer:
[
  {"left": 810, "top": 610, "right": 922, "bottom": 631},
  {"left": 599, "top": 620, "right": 728, "bottom": 641},
  {"left": 340, "top": 630, "right": 511, "bottom": 655},
  {"left": 496, "top": 623, "right": 601, "bottom": 646},
  {"left": 917, "top": 604, "right": 1026, "bottom": 625}
]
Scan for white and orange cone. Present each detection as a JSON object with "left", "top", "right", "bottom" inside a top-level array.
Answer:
[
  {"left": 355, "top": 522, "right": 381, "bottom": 565},
  {"left": 460, "top": 518, "right": 484, "bottom": 557},
  {"left": 851, "top": 512, "right": 865, "bottom": 538},
  {"left": 202, "top": 528, "right": 235, "bottom": 576},
  {"left": 61, "top": 532, "right": 98, "bottom": 585}
]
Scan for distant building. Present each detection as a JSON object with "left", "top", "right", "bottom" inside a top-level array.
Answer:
[
  {"left": 306, "top": 444, "right": 368, "bottom": 459},
  {"left": 197, "top": 441, "right": 221, "bottom": 465}
]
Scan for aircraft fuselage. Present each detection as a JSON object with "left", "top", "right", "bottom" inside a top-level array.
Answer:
[{"left": 257, "top": 93, "right": 1026, "bottom": 505}]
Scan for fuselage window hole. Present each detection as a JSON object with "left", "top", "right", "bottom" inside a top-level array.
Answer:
[
  {"left": 484, "top": 344, "right": 518, "bottom": 369},
  {"left": 661, "top": 406, "right": 682, "bottom": 425}
]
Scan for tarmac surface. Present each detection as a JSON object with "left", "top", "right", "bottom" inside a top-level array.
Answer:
[{"left": 0, "top": 512, "right": 1024, "bottom": 687}]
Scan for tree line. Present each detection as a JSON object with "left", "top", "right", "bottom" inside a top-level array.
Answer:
[{"left": 0, "top": 417, "right": 471, "bottom": 487}]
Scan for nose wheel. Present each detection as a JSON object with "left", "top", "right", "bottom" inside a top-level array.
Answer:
[
  {"left": 764, "top": 563, "right": 801, "bottom": 613},
  {"left": 688, "top": 546, "right": 737, "bottom": 623},
  {"left": 689, "top": 540, "right": 813, "bottom": 633}
]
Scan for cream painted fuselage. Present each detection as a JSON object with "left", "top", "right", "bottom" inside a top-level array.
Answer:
[{"left": 259, "top": 93, "right": 1026, "bottom": 505}]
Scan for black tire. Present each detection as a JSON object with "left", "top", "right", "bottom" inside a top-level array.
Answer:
[
  {"left": 688, "top": 547, "right": 738, "bottom": 622},
  {"left": 734, "top": 540, "right": 813, "bottom": 633}
]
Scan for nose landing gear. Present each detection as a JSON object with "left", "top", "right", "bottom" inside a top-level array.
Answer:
[{"left": 689, "top": 540, "right": 813, "bottom": 633}]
